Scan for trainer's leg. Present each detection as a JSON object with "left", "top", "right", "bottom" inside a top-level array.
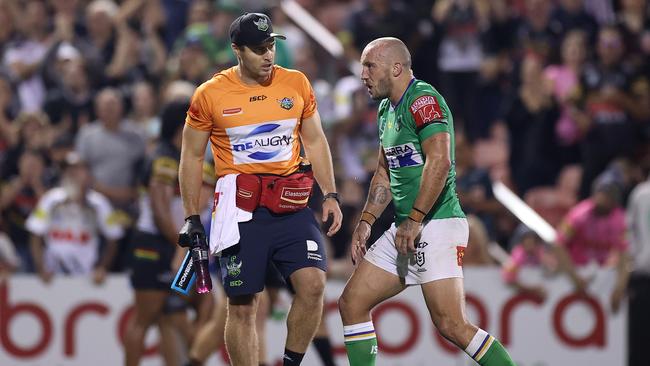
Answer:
[
  {"left": 257, "top": 289, "right": 271, "bottom": 366},
  {"left": 421, "top": 278, "right": 516, "bottom": 365},
  {"left": 283, "top": 267, "right": 326, "bottom": 365},
  {"left": 338, "top": 260, "right": 406, "bottom": 366},
  {"left": 225, "top": 294, "right": 260, "bottom": 366},
  {"left": 159, "top": 315, "right": 183, "bottom": 366},
  {"left": 124, "top": 290, "right": 167, "bottom": 366}
]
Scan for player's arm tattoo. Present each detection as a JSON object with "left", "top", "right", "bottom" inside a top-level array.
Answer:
[{"left": 369, "top": 185, "right": 390, "bottom": 205}]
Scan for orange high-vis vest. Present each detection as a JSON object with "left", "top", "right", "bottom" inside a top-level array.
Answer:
[{"left": 186, "top": 65, "right": 317, "bottom": 177}]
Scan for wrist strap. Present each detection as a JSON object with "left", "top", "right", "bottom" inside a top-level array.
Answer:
[
  {"left": 408, "top": 208, "right": 425, "bottom": 223},
  {"left": 323, "top": 192, "right": 340, "bottom": 204},
  {"left": 360, "top": 211, "right": 377, "bottom": 226},
  {"left": 412, "top": 206, "right": 427, "bottom": 217}
]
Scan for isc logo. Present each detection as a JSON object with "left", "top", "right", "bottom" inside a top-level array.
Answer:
[{"left": 249, "top": 95, "right": 267, "bottom": 102}]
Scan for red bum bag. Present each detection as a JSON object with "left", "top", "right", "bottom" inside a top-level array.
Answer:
[{"left": 235, "top": 171, "right": 314, "bottom": 214}]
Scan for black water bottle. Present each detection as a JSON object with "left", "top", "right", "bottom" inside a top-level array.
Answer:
[{"left": 191, "top": 233, "right": 212, "bottom": 293}]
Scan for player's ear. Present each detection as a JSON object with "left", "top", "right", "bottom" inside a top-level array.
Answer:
[{"left": 393, "top": 62, "right": 402, "bottom": 77}]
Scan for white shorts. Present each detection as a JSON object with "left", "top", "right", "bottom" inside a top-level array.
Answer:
[{"left": 364, "top": 217, "right": 469, "bottom": 285}]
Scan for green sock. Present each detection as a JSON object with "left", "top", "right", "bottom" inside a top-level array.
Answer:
[
  {"left": 343, "top": 321, "right": 378, "bottom": 366},
  {"left": 465, "top": 329, "right": 516, "bottom": 366}
]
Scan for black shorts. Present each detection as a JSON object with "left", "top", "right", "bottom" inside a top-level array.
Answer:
[
  {"left": 219, "top": 207, "right": 327, "bottom": 297},
  {"left": 129, "top": 230, "right": 175, "bottom": 290}
]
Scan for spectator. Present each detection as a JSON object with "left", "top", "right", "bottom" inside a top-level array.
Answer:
[
  {"left": 26, "top": 152, "right": 123, "bottom": 283},
  {"left": 502, "top": 224, "right": 557, "bottom": 299},
  {"left": 543, "top": 30, "right": 587, "bottom": 165},
  {"left": 626, "top": 173, "right": 650, "bottom": 366},
  {"left": 128, "top": 81, "right": 161, "bottom": 146},
  {"left": 0, "top": 218, "right": 20, "bottom": 275},
  {"left": 455, "top": 132, "right": 502, "bottom": 238},
  {"left": 553, "top": 173, "right": 631, "bottom": 312},
  {"left": 75, "top": 87, "right": 145, "bottom": 218},
  {"left": 2, "top": 0, "right": 50, "bottom": 112},
  {"left": 432, "top": 0, "right": 490, "bottom": 135},
  {"left": 503, "top": 53, "right": 561, "bottom": 195},
  {"left": 0, "top": 149, "right": 48, "bottom": 272},
  {"left": 43, "top": 59, "right": 95, "bottom": 136},
  {"left": 549, "top": 0, "right": 599, "bottom": 44},
  {"left": 571, "top": 26, "right": 650, "bottom": 198}
]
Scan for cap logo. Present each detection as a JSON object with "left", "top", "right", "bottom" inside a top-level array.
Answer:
[{"left": 253, "top": 17, "right": 269, "bottom": 32}]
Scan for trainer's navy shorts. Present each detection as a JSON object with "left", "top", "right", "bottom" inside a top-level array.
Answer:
[{"left": 219, "top": 207, "right": 327, "bottom": 297}]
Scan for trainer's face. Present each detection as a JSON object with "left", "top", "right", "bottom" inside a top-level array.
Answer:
[
  {"left": 360, "top": 46, "right": 392, "bottom": 100},
  {"left": 234, "top": 40, "right": 276, "bottom": 82}
]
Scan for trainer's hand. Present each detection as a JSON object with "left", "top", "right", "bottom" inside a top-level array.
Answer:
[
  {"left": 350, "top": 221, "right": 371, "bottom": 265},
  {"left": 395, "top": 218, "right": 421, "bottom": 255},
  {"left": 322, "top": 197, "right": 342, "bottom": 237},
  {"left": 178, "top": 215, "right": 206, "bottom": 248}
]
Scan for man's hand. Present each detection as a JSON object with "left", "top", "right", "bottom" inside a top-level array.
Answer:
[
  {"left": 350, "top": 221, "right": 371, "bottom": 265},
  {"left": 322, "top": 198, "right": 342, "bottom": 237},
  {"left": 178, "top": 215, "right": 206, "bottom": 248},
  {"left": 610, "top": 285, "right": 626, "bottom": 313},
  {"left": 395, "top": 218, "right": 421, "bottom": 255},
  {"left": 92, "top": 267, "right": 107, "bottom": 285},
  {"left": 38, "top": 269, "right": 53, "bottom": 284}
]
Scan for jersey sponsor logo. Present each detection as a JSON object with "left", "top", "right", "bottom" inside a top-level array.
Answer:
[
  {"left": 227, "top": 119, "right": 297, "bottom": 164},
  {"left": 278, "top": 97, "right": 294, "bottom": 110},
  {"left": 409, "top": 95, "right": 444, "bottom": 128},
  {"left": 222, "top": 107, "right": 243, "bottom": 116},
  {"left": 383, "top": 142, "right": 423, "bottom": 169},
  {"left": 249, "top": 95, "right": 267, "bottom": 102}
]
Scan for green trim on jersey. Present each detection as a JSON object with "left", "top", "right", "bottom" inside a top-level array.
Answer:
[{"left": 378, "top": 79, "right": 465, "bottom": 225}]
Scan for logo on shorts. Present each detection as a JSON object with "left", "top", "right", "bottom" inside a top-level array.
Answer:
[
  {"left": 278, "top": 97, "right": 294, "bottom": 110},
  {"left": 416, "top": 241, "right": 428, "bottom": 249},
  {"left": 227, "top": 256, "right": 242, "bottom": 277},
  {"left": 456, "top": 246, "right": 465, "bottom": 267},
  {"left": 415, "top": 252, "right": 426, "bottom": 267},
  {"left": 306, "top": 240, "right": 322, "bottom": 261},
  {"left": 230, "top": 280, "right": 243, "bottom": 287}
]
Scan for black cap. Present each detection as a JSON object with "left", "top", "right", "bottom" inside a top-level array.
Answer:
[{"left": 229, "top": 13, "right": 286, "bottom": 47}]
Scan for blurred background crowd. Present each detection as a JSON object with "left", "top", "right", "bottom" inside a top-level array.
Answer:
[{"left": 0, "top": 0, "right": 648, "bottom": 326}]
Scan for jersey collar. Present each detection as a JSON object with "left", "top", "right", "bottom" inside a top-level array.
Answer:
[{"left": 391, "top": 78, "right": 416, "bottom": 109}]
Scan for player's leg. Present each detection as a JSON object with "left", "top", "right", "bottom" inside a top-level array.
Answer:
[
  {"left": 338, "top": 259, "right": 405, "bottom": 366},
  {"left": 124, "top": 290, "right": 167, "bottom": 366},
  {"left": 417, "top": 218, "right": 516, "bottom": 365},
  {"left": 158, "top": 314, "right": 183, "bottom": 366},
  {"left": 421, "top": 278, "right": 516, "bottom": 365},
  {"left": 338, "top": 223, "right": 407, "bottom": 366},
  {"left": 186, "top": 287, "right": 227, "bottom": 366}
]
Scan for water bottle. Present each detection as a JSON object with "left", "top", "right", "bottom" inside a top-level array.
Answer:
[{"left": 191, "top": 233, "right": 212, "bottom": 293}]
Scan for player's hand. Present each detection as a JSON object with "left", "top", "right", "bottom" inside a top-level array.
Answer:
[
  {"left": 350, "top": 221, "right": 371, "bottom": 265},
  {"left": 92, "top": 267, "right": 107, "bottom": 285},
  {"left": 610, "top": 285, "right": 626, "bottom": 313},
  {"left": 395, "top": 219, "right": 421, "bottom": 255},
  {"left": 322, "top": 197, "right": 343, "bottom": 237},
  {"left": 178, "top": 215, "right": 206, "bottom": 248}
]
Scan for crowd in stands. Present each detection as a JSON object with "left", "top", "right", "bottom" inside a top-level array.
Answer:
[{"left": 0, "top": 0, "right": 648, "bottom": 312}]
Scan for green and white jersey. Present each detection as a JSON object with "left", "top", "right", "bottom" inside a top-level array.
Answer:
[{"left": 378, "top": 79, "right": 465, "bottom": 225}]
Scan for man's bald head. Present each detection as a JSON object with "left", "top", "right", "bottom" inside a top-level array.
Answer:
[
  {"left": 360, "top": 37, "right": 413, "bottom": 101},
  {"left": 363, "top": 37, "right": 412, "bottom": 69}
]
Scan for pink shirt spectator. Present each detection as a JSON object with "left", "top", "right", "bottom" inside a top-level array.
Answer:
[
  {"left": 502, "top": 245, "right": 557, "bottom": 283},
  {"left": 556, "top": 198, "right": 628, "bottom": 266}
]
